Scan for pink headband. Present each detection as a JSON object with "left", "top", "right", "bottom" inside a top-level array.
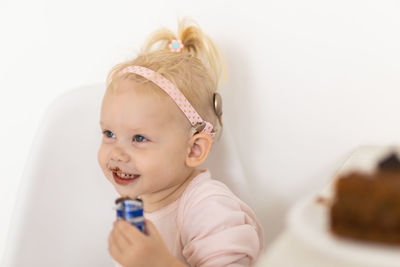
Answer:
[{"left": 120, "top": 65, "right": 215, "bottom": 139}]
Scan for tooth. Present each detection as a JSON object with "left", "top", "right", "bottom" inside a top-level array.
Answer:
[{"left": 116, "top": 172, "right": 136, "bottom": 179}]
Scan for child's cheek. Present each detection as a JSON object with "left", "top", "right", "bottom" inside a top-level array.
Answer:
[
  {"left": 97, "top": 145, "right": 108, "bottom": 173},
  {"left": 97, "top": 147, "right": 103, "bottom": 168}
]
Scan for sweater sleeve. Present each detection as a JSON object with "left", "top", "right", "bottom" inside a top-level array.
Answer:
[{"left": 179, "top": 193, "right": 262, "bottom": 267}]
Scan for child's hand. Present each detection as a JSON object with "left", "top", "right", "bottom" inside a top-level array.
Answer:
[{"left": 108, "top": 219, "right": 184, "bottom": 267}]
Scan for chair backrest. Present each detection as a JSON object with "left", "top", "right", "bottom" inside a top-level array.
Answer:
[{"left": 2, "top": 84, "right": 250, "bottom": 266}]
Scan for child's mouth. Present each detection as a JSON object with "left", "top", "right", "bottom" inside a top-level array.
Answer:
[{"left": 112, "top": 171, "right": 140, "bottom": 185}]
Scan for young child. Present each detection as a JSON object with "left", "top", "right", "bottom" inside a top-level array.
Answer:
[{"left": 97, "top": 18, "right": 264, "bottom": 267}]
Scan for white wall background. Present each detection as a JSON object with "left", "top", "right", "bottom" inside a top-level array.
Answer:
[{"left": 1, "top": 0, "right": 400, "bottom": 261}]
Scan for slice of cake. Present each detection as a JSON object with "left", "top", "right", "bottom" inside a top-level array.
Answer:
[{"left": 330, "top": 152, "right": 400, "bottom": 244}]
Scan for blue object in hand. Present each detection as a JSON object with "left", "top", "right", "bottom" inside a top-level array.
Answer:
[{"left": 115, "top": 197, "right": 145, "bottom": 233}]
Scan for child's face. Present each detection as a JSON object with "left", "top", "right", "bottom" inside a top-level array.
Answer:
[{"left": 97, "top": 79, "right": 193, "bottom": 200}]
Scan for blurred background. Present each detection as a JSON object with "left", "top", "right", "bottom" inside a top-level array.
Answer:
[{"left": 1, "top": 0, "right": 400, "bottom": 260}]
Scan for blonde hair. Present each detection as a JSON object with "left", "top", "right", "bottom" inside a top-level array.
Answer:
[{"left": 106, "top": 17, "right": 227, "bottom": 135}]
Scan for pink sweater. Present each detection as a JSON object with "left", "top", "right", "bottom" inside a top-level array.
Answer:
[{"left": 144, "top": 170, "right": 264, "bottom": 266}]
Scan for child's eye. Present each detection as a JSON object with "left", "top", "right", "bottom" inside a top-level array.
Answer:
[
  {"left": 133, "top": 135, "right": 148, "bottom": 143},
  {"left": 103, "top": 130, "right": 116, "bottom": 139}
]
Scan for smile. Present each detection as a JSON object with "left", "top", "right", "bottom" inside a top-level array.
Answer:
[{"left": 112, "top": 171, "right": 140, "bottom": 185}]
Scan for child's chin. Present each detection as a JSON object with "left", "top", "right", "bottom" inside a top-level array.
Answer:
[{"left": 115, "top": 186, "right": 137, "bottom": 198}]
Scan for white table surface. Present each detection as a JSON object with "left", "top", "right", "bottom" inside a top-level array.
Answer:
[{"left": 255, "top": 145, "right": 400, "bottom": 267}]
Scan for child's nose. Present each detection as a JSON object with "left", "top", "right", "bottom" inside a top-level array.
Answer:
[{"left": 110, "top": 146, "right": 130, "bottom": 162}]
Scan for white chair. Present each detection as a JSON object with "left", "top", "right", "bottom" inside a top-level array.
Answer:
[{"left": 2, "top": 84, "right": 252, "bottom": 266}]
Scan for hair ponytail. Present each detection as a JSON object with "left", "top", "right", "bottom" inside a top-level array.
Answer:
[
  {"left": 178, "top": 19, "right": 226, "bottom": 88},
  {"left": 142, "top": 18, "right": 226, "bottom": 89}
]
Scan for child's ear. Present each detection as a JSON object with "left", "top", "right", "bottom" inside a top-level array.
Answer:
[{"left": 185, "top": 133, "right": 212, "bottom": 167}]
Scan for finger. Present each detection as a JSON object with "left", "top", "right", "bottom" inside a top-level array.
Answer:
[
  {"left": 108, "top": 231, "right": 123, "bottom": 261},
  {"left": 113, "top": 221, "right": 132, "bottom": 248},
  {"left": 109, "top": 226, "right": 123, "bottom": 252},
  {"left": 116, "top": 219, "right": 144, "bottom": 243}
]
